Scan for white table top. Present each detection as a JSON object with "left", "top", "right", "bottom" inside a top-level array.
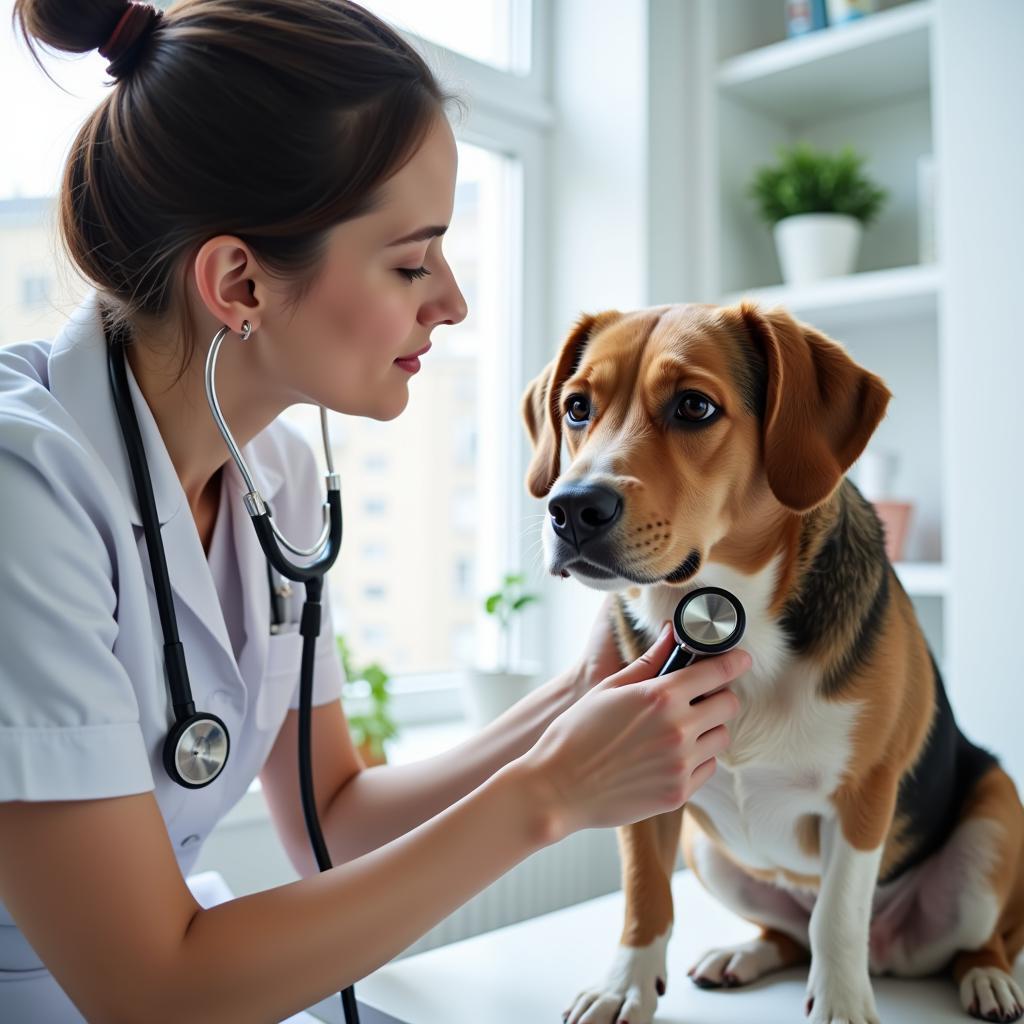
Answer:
[{"left": 307, "top": 868, "right": 1023, "bottom": 1023}]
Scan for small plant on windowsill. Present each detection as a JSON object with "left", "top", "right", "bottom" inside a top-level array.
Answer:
[
  {"left": 337, "top": 635, "right": 398, "bottom": 768},
  {"left": 462, "top": 573, "right": 541, "bottom": 728}
]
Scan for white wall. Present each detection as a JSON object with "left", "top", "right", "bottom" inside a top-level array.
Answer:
[{"left": 935, "top": 0, "right": 1024, "bottom": 784}]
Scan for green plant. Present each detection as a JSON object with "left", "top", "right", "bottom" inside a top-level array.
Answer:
[
  {"left": 749, "top": 142, "right": 887, "bottom": 226},
  {"left": 337, "top": 634, "right": 398, "bottom": 762},
  {"left": 483, "top": 572, "right": 540, "bottom": 674}
]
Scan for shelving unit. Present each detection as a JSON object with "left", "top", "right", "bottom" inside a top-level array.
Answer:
[
  {"left": 701, "top": 0, "right": 947, "bottom": 663},
  {"left": 725, "top": 263, "right": 940, "bottom": 334},
  {"left": 716, "top": 1, "right": 932, "bottom": 121}
]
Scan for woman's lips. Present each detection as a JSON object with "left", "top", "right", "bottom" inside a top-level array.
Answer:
[{"left": 394, "top": 341, "right": 431, "bottom": 374}]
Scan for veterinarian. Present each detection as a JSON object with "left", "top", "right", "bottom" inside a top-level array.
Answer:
[{"left": 0, "top": 2, "right": 749, "bottom": 1021}]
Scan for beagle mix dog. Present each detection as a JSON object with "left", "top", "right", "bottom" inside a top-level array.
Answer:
[{"left": 521, "top": 303, "right": 1024, "bottom": 1024}]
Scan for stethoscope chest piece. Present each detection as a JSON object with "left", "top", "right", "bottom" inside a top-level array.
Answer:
[
  {"left": 163, "top": 712, "right": 230, "bottom": 788},
  {"left": 677, "top": 587, "right": 743, "bottom": 653},
  {"left": 658, "top": 585, "right": 747, "bottom": 677}
]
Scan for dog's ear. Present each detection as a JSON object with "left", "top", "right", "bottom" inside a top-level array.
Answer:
[
  {"left": 738, "top": 302, "right": 892, "bottom": 513},
  {"left": 521, "top": 312, "right": 607, "bottom": 499}
]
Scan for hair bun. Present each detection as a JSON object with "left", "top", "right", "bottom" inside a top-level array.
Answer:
[
  {"left": 13, "top": 0, "right": 162, "bottom": 80},
  {"left": 98, "top": 2, "right": 163, "bottom": 79}
]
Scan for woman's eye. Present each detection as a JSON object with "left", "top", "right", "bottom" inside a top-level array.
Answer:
[
  {"left": 397, "top": 266, "right": 431, "bottom": 282},
  {"left": 565, "top": 395, "right": 591, "bottom": 426},
  {"left": 674, "top": 391, "right": 718, "bottom": 423}
]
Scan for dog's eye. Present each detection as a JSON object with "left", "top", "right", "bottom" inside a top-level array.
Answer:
[
  {"left": 674, "top": 391, "right": 718, "bottom": 423},
  {"left": 565, "top": 394, "right": 591, "bottom": 427}
]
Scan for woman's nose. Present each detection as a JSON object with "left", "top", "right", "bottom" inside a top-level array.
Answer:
[{"left": 422, "top": 261, "right": 468, "bottom": 327}]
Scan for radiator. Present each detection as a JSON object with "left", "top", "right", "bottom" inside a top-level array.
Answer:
[{"left": 397, "top": 827, "right": 626, "bottom": 958}]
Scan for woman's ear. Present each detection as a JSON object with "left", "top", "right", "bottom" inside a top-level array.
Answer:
[
  {"left": 521, "top": 311, "right": 616, "bottom": 499},
  {"left": 192, "top": 234, "right": 263, "bottom": 333},
  {"left": 738, "top": 302, "right": 892, "bottom": 513}
]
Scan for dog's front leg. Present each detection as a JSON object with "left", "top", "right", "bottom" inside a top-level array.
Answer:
[
  {"left": 806, "top": 770, "right": 898, "bottom": 1024},
  {"left": 564, "top": 809, "right": 683, "bottom": 1024}
]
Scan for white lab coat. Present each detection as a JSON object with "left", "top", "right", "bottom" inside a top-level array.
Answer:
[{"left": 0, "top": 290, "right": 346, "bottom": 1021}]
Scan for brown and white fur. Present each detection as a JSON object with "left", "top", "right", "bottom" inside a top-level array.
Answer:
[{"left": 521, "top": 303, "right": 1024, "bottom": 1024}]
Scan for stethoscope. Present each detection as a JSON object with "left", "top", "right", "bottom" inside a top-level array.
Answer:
[
  {"left": 657, "top": 586, "right": 747, "bottom": 678},
  {"left": 105, "top": 313, "right": 363, "bottom": 1024}
]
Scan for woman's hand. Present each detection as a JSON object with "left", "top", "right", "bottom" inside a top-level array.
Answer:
[{"left": 518, "top": 623, "right": 748, "bottom": 842}]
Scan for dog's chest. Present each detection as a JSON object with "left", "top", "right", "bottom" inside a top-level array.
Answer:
[
  {"left": 626, "top": 559, "right": 860, "bottom": 878},
  {"left": 690, "top": 678, "right": 860, "bottom": 876}
]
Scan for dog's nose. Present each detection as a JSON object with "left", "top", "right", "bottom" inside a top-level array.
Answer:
[{"left": 548, "top": 484, "right": 623, "bottom": 549}]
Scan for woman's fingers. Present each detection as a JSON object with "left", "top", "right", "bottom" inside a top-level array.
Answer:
[
  {"left": 686, "top": 756, "right": 718, "bottom": 794},
  {"left": 694, "top": 722, "right": 731, "bottom": 759},
  {"left": 656, "top": 648, "right": 751, "bottom": 706},
  {"left": 598, "top": 621, "right": 675, "bottom": 690},
  {"left": 687, "top": 687, "right": 742, "bottom": 735}
]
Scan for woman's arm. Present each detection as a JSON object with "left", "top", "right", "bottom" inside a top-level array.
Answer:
[
  {"left": 260, "top": 666, "right": 583, "bottom": 874},
  {"left": 0, "top": 757, "right": 557, "bottom": 1024},
  {"left": 262, "top": 597, "right": 629, "bottom": 875}
]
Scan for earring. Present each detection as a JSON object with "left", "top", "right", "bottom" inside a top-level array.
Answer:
[{"left": 239, "top": 320, "right": 253, "bottom": 341}]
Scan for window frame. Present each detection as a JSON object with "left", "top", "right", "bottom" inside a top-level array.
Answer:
[{"left": 341, "top": 7, "right": 554, "bottom": 728}]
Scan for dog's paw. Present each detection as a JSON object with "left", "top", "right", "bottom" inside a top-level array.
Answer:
[
  {"left": 688, "top": 936, "right": 787, "bottom": 989},
  {"left": 960, "top": 966, "right": 1024, "bottom": 1022},
  {"left": 804, "top": 962, "right": 879, "bottom": 1024},
  {"left": 563, "top": 935, "right": 668, "bottom": 1024}
]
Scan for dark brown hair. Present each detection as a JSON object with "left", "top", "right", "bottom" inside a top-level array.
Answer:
[{"left": 12, "top": 0, "right": 456, "bottom": 374}]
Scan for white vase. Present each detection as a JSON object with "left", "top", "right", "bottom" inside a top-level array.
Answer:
[
  {"left": 462, "top": 669, "right": 536, "bottom": 728},
  {"left": 773, "top": 212, "right": 862, "bottom": 286}
]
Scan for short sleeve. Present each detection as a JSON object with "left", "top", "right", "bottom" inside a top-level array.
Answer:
[{"left": 0, "top": 444, "right": 154, "bottom": 801}]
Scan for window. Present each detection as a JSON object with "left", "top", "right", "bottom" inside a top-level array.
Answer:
[
  {"left": 452, "top": 489, "right": 477, "bottom": 532},
  {"left": 0, "top": 33, "right": 106, "bottom": 342},
  {"left": 361, "top": 624, "right": 389, "bottom": 647},
  {"left": 454, "top": 557, "right": 475, "bottom": 598},
  {"left": 365, "top": 0, "right": 532, "bottom": 73},
  {"left": 21, "top": 275, "right": 51, "bottom": 309},
  {"left": 6, "top": 4, "right": 550, "bottom": 716},
  {"left": 454, "top": 416, "right": 477, "bottom": 467}
]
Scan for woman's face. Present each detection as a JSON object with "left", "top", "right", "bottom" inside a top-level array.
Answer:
[{"left": 262, "top": 112, "right": 468, "bottom": 420}]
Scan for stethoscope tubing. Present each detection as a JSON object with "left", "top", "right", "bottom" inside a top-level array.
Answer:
[{"left": 106, "top": 315, "right": 359, "bottom": 1022}]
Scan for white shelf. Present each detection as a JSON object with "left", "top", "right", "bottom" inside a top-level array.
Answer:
[
  {"left": 717, "top": 1, "right": 933, "bottom": 122},
  {"left": 894, "top": 561, "right": 949, "bottom": 597},
  {"left": 724, "top": 263, "right": 941, "bottom": 331}
]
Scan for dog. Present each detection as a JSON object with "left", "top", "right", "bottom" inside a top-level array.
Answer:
[{"left": 521, "top": 302, "right": 1024, "bottom": 1024}]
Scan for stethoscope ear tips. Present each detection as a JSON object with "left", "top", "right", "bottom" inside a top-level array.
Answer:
[{"left": 163, "top": 712, "right": 231, "bottom": 788}]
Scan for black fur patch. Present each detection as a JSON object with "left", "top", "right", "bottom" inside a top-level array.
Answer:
[
  {"left": 881, "top": 648, "right": 999, "bottom": 884},
  {"left": 666, "top": 548, "right": 702, "bottom": 584},
  {"left": 779, "top": 481, "right": 890, "bottom": 698}
]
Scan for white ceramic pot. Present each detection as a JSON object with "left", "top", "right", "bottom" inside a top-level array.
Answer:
[
  {"left": 462, "top": 669, "right": 536, "bottom": 728},
  {"left": 773, "top": 212, "right": 862, "bottom": 286}
]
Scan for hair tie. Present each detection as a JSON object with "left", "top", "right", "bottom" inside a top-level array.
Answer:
[{"left": 98, "top": 2, "right": 163, "bottom": 80}]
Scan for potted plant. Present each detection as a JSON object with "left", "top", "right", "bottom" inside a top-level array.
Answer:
[
  {"left": 750, "top": 142, "right": 887, "bottom": 285},
  {"left": 462, "top": 573, "right": 541, "bottom": 727},
  {"left": 337, "top": 635, "right": 398, "bottom": 767}
]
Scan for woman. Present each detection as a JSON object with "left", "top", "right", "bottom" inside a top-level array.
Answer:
[{"left": 0, "top": 1, "right": 748, "bottom": 1021}]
